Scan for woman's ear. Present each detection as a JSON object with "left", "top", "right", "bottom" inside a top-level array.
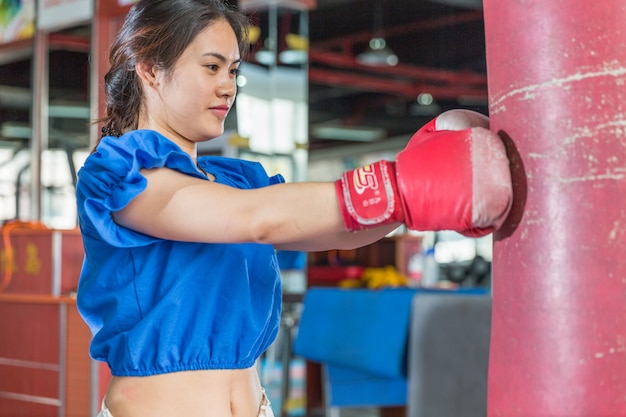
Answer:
[{"left": 135, "top": 61, "right": 159, "bottom": 87}]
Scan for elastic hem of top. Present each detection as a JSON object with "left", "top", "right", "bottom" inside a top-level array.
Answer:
[{"left": 107, "top": 360, "right": 259, "bottom": 377}]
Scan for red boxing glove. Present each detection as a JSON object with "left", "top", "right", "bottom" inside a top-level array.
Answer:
[{"left": 335, "top": 109, "right": 513, "bottom": 237}]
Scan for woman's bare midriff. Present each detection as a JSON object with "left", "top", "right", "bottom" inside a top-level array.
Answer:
[{"left": 104, "top": 367, "right": 263, "bottom": 417}]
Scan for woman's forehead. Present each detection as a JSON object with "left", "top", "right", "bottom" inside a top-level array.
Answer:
[{"left": 185, "top": 20, "right": 240, "bottom": 60}]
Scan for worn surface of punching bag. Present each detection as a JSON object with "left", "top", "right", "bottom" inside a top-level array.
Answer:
[{"left": 484, "top": 1, "right": 626, "bottom": 415}]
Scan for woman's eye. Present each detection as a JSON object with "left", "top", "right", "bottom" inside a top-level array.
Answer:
[
  {"left": 205, "top": 64, "right": 219, "bottom": 71},
  {"left": 230, "top": 68, "right": 241, "bottom": 76}
]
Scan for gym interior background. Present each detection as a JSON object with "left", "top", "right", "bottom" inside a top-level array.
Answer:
[{"left": 0, "top": 1, "right": 498, "bottom": 416}]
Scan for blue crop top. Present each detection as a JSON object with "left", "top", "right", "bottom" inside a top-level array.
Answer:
[{"left": 75, "top": 130, "right": 284, "bottom": 377}]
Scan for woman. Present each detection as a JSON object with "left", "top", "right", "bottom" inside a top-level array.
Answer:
[{"left": 75, "top": 1, "right": 512, "bottom": 416}]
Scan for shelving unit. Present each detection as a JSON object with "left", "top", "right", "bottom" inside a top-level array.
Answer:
[{"left": 308, "top": 234, "right": 424, "bottom": 285}]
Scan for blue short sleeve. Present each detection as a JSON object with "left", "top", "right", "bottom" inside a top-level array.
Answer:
[{"left": 76, "top": 131, "right": 204, "bottom": 248}]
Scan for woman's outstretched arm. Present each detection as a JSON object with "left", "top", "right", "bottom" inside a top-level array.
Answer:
[{"left": 113, "top": 169, "right": 394, "bottom": 251}]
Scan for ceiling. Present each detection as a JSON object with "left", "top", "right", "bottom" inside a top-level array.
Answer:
[
  {"left": 304, "top": 0, "right": 488, "bottom": 153},
  {"left": 0, "top": 0, "right": 488, "bottom": 156}
]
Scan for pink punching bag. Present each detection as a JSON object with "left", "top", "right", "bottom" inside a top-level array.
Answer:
[{"left": 484, "top": 1, "right": 626, "bottom": 416}]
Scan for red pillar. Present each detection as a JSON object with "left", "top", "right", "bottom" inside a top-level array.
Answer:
[{"left": 484, "top": 2, "right": 626, "bottom": 416}]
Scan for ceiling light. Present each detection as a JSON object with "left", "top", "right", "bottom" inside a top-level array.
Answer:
[
  {"left": 1, "top": 122, "right": 31, "bottom": 139},
  {"left": 356, "top": 1, "right": 398, "bottom": 67},
  {"left": 311, "top": 121, "right": 386, "bottom": 142},
  {"left": 254, "top": 49, "right": 275, "bottom": 66},
  {"left": 417, "top": 93, "right": 434, "bottom": 106},
  {"left": 279, "top": 49, "right": 307, "bottom": 65},
  {"left": 280, "top": 32, "right": 309, "bottom": 64},
  {"left": 357, "top": 37, "right": 398, "bottom": 66},
  {"left": 236, "top": 74, "right": 248, "bottom": 87}
]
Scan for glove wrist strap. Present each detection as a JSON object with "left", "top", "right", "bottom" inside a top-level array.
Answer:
[{"left": 335, "top": 160, "right": 404, "bottom": 231}]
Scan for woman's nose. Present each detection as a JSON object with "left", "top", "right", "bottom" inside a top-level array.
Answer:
[{"left": 218, "top": 76, "right": 237, "bottom": 97}]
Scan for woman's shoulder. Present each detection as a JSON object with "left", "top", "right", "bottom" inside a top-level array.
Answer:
[{"left": 82, "top": 130, "right": 203, "bottom": 179}]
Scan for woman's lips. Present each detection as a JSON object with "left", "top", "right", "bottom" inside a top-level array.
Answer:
[{"left": 209, "top": 105, "right": 230, "bottom": 119}]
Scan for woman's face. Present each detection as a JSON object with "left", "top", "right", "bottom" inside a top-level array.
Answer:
[{"left": 146, "top": 19, "right": 240, "bottom": 147}]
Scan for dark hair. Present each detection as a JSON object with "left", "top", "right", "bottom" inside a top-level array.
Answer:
[{"left": 97, "top": 0, "right": 249, "bottom": 142}]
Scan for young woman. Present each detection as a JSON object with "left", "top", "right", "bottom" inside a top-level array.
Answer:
[{"left": 75, "top": 1, "right": 513, "bottom": 416}]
